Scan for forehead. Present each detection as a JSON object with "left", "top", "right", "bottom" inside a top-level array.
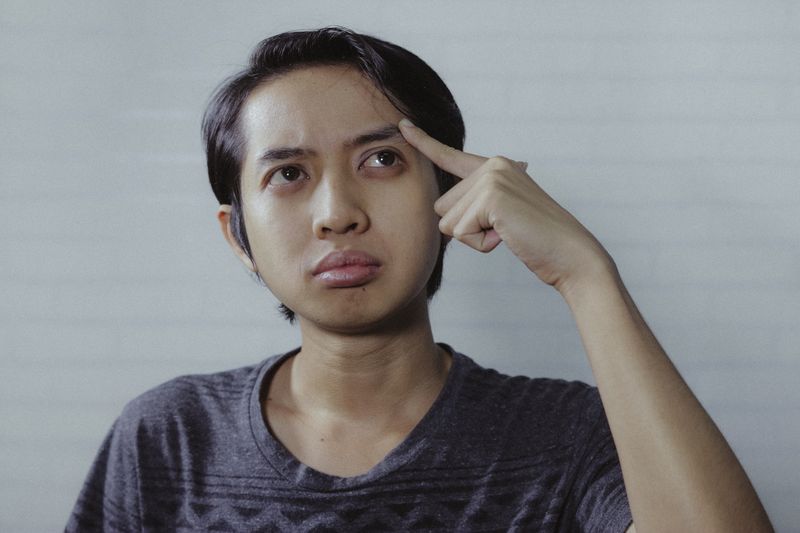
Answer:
[{"left": 240, "top": 65, "right": 403, "bottom": 152}]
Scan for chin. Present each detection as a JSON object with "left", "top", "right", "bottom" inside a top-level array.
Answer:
[
  {"left": 294, "top": 287, "right": 430, "bottom": 334},
  {"left": 299, "top": 304, "right": 398, "bottom": 334}
]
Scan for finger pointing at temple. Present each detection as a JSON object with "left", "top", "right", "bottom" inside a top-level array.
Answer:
[{"left": 398, "top": 118, "right": 486, "bottom": 179}]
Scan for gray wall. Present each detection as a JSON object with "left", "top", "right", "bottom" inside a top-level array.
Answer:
[{"left": 2, "top": 1, "right": 798, "bottom": 530}]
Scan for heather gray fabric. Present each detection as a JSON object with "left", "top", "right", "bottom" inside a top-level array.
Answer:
[{"left": 66, "top": 345, "right": 632, "bottom": 532}]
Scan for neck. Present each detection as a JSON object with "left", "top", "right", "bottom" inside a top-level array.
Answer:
[{"left": 275, "top": 298, "right": 451, "bottom": 425}]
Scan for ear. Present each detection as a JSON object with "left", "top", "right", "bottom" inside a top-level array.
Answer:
[{"left": 217, "top": 204, "right": 257, "bottom": 273}]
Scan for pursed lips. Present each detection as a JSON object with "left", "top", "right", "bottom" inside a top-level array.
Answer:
[{"left": 312, "top": 250, "right": 382, "bottom": 288}]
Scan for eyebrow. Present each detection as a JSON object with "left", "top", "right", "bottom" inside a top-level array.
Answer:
[
  {"left": 345, "top": 124, "right": 402, "bottom": 148},
  {"left": 255, "top": 124, "right": 403, "bottom": 167}
]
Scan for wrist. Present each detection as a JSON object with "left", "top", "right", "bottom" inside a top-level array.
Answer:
[{"left": 557, "top": 252, "right": 621, "bottom": 308}]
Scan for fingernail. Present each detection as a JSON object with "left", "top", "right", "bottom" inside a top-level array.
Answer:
[{"left": 399, "top": 118, "right": 416, "bottom": 129}]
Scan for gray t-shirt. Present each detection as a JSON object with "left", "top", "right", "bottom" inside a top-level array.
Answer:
[{"left": 67, "top": 345, "right": 632, "bottom": 532}]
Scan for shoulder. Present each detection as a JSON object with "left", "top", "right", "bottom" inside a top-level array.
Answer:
[
  {"left": 459, "top": 352, "right": 600, "bottom": 412},
  {"left": 114, "top": 356, "right": 274, "bottom": 436},
  {"left": 455, "top": 352, "right": 605, "bottom": 441}
]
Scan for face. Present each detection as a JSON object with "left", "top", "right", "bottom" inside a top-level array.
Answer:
[{"left": 220, "top": 65, "right": 442, "bottom": 332}]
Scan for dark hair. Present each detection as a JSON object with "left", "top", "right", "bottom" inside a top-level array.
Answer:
[{"left": 202, "top": 26, "right": 465, "bottom": 322}]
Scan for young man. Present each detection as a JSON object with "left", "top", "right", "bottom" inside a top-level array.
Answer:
[{"left": 68, "top": 28, "right": 772, "bottom": 532}]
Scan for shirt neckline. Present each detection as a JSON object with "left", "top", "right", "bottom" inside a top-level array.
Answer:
[{"left": 247, "top": 343, "right": 465, "bottom": 491}]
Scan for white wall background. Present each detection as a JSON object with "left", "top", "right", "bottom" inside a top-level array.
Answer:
[{"left": 1, "top": 1, "right": 798, "bottom": 530}]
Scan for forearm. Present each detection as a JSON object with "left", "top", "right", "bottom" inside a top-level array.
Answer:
[
  {"left": 398, "top": 116, "right": 772, "bottom": 530},
  {"left": 561, "top": 261, "right": 772, "bottom": 532}
]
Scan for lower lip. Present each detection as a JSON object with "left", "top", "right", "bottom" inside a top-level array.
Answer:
[{"left": 315, "top": 265, "right": 381, "bottom": 288}]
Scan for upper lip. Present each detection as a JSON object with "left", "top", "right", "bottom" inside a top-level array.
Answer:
[{"left": 312, "top": 250, "right": 382, "bottom": 275}]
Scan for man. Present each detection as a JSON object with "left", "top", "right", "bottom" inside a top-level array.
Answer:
[{"left": 67, "top": 27, "right": 772, "bottom": 532}]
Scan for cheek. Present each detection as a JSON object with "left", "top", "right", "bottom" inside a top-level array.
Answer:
[
  {"left": 243, "top": 203, "right": 306, "bottom": 271},
  {"left": 379, "top": 185, "right": 441, "bottom": 258}
]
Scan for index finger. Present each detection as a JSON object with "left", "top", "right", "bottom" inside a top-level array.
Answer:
[{"left": 398, "top": 118, "right": 486, "bottom": 178}]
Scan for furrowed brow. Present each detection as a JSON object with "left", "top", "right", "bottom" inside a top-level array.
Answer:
[
  {"left": 256, "top": 147, "right": 310, "bottom": 167},
  {"left": 255, "top": 125, "right": 402, "bottom": 168},
  {"left": 345, "top": 125, "right": 404, "bottom": 148}
]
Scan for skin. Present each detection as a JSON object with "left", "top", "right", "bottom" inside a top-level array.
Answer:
[
  {"left": 398, "top": 121, "right": 774, "bottom": 532},
  {"left": 218, "top": 65, "right": 452, "bottom": 476},
  {"left": 219, "top": 65, "right": 773, "bottom": 531}
]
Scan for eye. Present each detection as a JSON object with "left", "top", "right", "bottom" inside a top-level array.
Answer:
[
  {"left": 362, "top": 150, "right": 400, "bottom": 168},
  {"left": 268, "top": 165, "right": 308, "bottom": 187}
]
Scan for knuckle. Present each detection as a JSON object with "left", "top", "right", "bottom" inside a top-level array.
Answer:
[{"left": 487, "top": 155, "right": 514, "bottom": 169}]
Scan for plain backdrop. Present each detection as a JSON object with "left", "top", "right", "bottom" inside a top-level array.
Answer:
[{"left": 2, "top": 1, "right": 798, "bottom": 530}]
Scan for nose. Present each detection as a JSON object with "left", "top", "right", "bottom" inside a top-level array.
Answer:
[{"left": 311, "top": 172, "right": 370, "bottom": 239}]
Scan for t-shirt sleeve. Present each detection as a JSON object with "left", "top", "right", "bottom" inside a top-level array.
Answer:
[
  {"left": 567, "top": 390, "right": 633, "bottom": 533},
  {"left": 65, "top": 414, "right": 143, "bottom": 532}
]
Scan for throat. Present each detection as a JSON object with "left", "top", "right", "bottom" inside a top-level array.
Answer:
[
  {"left": 274, "top": 340, "right": 452, "bottom": 422},
  {"left": 260, "top": 343, "right": 453, "bottom": 477}
]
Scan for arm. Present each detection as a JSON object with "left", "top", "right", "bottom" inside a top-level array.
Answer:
[
  {"left": 562, "top": 256, "right": 772, "bottom": 532},
  {"left": 399, "top": 119, "right": 773, "bottom": 532}
]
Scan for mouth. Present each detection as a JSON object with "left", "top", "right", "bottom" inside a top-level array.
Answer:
[{"left": 312, "top": 250, "right": 382, "bottom": 288}]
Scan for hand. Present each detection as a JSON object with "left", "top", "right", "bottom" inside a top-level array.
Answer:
[{"left": 399, "top": 119, "right": 614, "bottom": 294}]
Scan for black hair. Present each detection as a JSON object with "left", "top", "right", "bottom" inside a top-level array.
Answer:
[{"left": 202, "top": 26, "right": 465, "bottom": 322}]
